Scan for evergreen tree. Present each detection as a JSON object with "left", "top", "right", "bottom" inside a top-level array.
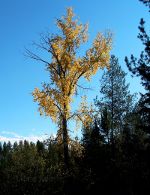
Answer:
[
  {"left": 96, "top": 55, "right": 135, "bottom": 142},
  {"left": 125, "top": 0, "right": 150, "bottom": 133},
  {"left": 36, "top": 140, "right": 45, "bottom": 156},
  {"left": 0, "top": 143, "right": 2, "bottom": 155},
  {"left": 100, "top": 106, "right": 111, "bottom": 143}
]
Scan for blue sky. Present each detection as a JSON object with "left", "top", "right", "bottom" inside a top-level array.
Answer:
[{"left": 0, "top": 0, "right": 149, "bottom": 142}]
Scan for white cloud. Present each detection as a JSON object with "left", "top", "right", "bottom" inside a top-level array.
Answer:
[
  {"left": 1, "top": 131, "right": 21, "bottom": 138},
  {"left": 0, "top": 131, "right": 50, "bottom": 143}
]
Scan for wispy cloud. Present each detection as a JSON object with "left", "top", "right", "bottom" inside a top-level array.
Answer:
[
  {"left": 0, "top": 131, "right": 50, "bottom": 143},
  {"left": 1, "top": 131, "right": 22, "bottom": 138}
]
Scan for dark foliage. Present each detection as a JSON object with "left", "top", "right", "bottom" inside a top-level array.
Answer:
[
  {"left": 125, "top": 1, "right": 150, "bottom": 133},
  {"left": 0, "top": 117, "right": 150, "bottom": 195},
  {"left": 139, "top": 0, "right": 150, "bottom": 11}
]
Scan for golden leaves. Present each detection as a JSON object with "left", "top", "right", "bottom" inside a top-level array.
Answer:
[
  {"left": 32, "top": 87, "right": 60, "bottom": 122},
  {"left": 56, "top": 7, "right": 88, "bottom": 51},
  {"left": 75, "top": 96, "right": 95, "bottom": 129},
  {"left": 82, "top": 32, "right": 112, "bottom": 80},
  {"left": 32, "top": 7, "right": 112, "bottom": 130}
]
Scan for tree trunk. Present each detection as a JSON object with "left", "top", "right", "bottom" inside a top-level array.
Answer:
[{"left": 62, "top": 114, "right": 69, "bottom": 170}]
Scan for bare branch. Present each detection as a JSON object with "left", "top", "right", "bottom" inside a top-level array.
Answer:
[
  {"left": 25, "top": 49, "right": 50, "bottom": 65},
  {"left": 32, "top": 41, "right": 49, "bottom": 52},
  {"left": 76, "top": 83, "right": 92, "bottom": 91}
]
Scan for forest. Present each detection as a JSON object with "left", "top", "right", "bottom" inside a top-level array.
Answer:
[{"left": 0, "top": 0, "right": 150, "bottom": 194}]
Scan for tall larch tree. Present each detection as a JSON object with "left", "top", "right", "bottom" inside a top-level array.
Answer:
[
  {"left": 95, "top": 55, "right": 134, "bottom": 143},
  {"left": 27, "top": 8, "right": 112, "bottom": 169}
]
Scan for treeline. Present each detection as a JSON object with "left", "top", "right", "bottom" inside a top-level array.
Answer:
[{"left": 0, "top": 116, "right": 150, "bottom": 195}]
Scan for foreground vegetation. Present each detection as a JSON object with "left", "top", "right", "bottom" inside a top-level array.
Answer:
[{"left": 0, "top": 121, "right": 150, "bottom": 195}]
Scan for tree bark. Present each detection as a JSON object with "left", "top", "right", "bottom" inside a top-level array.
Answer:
[{"left": 62, "top": 113, "right": 69, "bottom": 170}]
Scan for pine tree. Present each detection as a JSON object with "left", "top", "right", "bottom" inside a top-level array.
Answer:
[
  {"left": 100, "top": 106, "right": 111, "bottom": 143},
  {"left": 96, "top": 55, "right": 135, "bottom": 142},
  {"left": 125, "top": 0, "right": 150, "bottom": 133},
  {"left": 0, "top": 143, "right": 2, "bottom": 160}
]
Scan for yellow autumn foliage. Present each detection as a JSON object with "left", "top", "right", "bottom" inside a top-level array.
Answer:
[{"left": 32, "top": 7, "right": 112, "bottom": 127}]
